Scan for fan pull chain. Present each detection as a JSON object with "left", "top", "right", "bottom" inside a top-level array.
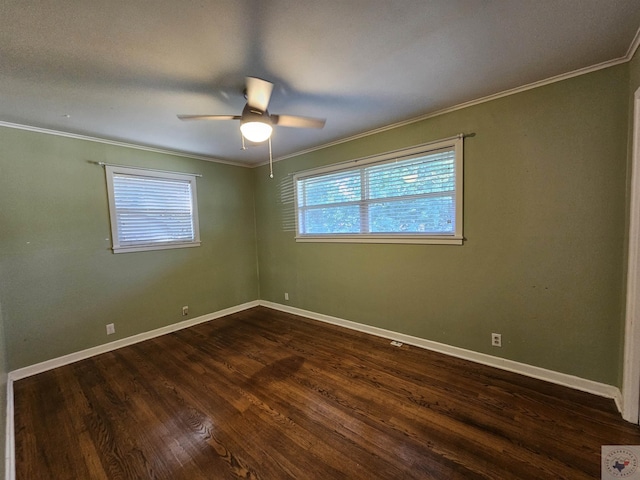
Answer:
[
  {"left": 268, "top": 137, "right": 273, "bottom": 178},
  {"left": 241, "top": 133, "right": 246, "bottom": 150}
]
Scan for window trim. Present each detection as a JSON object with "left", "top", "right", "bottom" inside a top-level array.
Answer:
[
  {"left": 293, "top": 135, "right": 464, "bottom": 245},
  {"left": 105, "top": 165, "right": 201, "bottom": 254}
]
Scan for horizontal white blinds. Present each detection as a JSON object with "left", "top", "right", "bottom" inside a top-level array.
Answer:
[
  {"left": 106, "top": 167, "right": 200, "bottom": 251},
  {"left": 296, "top": 146, "right": 457, "bottom": 236},
  {"left": 113, "top": 174, "right": 194, "bottom": 246}
]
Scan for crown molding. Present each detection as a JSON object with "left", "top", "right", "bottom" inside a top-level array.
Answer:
[
  {"left": 626, "top": 24, "right": 640, "bottom": 60},
  {"left": 257, "top": 25, "right": 640, "bottom": 168},
  {"left": 0, "top": 121, "right": 249, "bottom": 168},
  {"left": 4, "top": 24, "right": 640, "bottom": 172},
  {"left": 263, "top": 60, "right": 630, "bottom": 167}
]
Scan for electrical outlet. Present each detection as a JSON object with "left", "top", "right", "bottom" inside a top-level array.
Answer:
[
  {"left": 106, "top": 323, "right": 115, "bottom": 335},
  {"left": 390, "top": 340, "right": 404, "bottom": 347},
  {"left": 491, "top": 333, "right": 502, "bottom": 347},
  {"left": 182, "top": 306, "right": 189, "bottom": 316},
  {"left": 284, "top": 292, "right": 289, "bottom": 301}
]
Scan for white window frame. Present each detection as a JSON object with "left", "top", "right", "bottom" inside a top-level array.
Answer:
[
  {"left": 294, "top": 135, "right": 464, "bottom": 245},
  {"left": 105, "top": 165, "right": 201, "bottom": 254}
]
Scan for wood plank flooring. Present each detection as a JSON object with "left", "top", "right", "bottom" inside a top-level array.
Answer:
[{"left": 14, "top": 306, "right": 640, "bottom": 479}]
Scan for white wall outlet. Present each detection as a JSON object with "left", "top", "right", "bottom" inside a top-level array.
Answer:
[
  {"left": 491, "top": 333, "right": 502, "bottom": 347},
  {"left": 390, "top": 340, "right": 404, "bottom": 347},
  {"left": 106, "top": 323, "right": 115, "bottom": 335},
  {"left": 284, "top": 292, "right": 289, "bottom": 301},
  {"left": 182, "top": 306, "right": 189, "bottom": 316}
]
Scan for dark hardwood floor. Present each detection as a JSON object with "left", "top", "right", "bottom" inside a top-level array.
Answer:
[{"left": 14, "top": 306, "right": 640, "bottom": 479}]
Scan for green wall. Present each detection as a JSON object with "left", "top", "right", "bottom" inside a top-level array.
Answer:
[
  {"left": 0, "top": 128, "right": 259, "bottom": 370},
  {"left": 0, "top": 47, "right": 636, "bottom": 479},
  {"left": 0, "top": 58, "right": 636, "bottom": 390},
  {"left": 254, "top": 65, "right": 630, "bottom": 386}
]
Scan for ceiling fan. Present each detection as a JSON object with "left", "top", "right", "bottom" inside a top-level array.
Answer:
[{"left": 177, "top": 76, "right": 326, "bottom": 144}]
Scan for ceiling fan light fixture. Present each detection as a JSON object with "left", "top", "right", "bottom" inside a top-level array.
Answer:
[
  {"left": 240, "top": 120, "right": 273, "bottom": 143},
  {"left": 240, "top": 105, "right": 273, "bottom": 143}
]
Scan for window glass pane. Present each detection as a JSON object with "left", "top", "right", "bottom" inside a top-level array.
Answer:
[
  {"left": 368, "top": 196, "right": 455, "bottom": 234},
  {"left": 301, "top": 205, "right": 361, "bottom": 234},
  {"left": 299, "top": 170, "right": 361, "bottom": 207},
  {"left": 366, "top": 150, "right": 455, "bottom": 200}
]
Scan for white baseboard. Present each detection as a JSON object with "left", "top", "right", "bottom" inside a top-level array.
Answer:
[
  {"left": 5, "top": 299, "right": 625, "bottom": 480},
  {"left": 5, "top": 300, "right": 260, "bottom": 480},
  {"left": 8, "top": 301, "right": 259, "bottom": 382},
  {"left": 9, "top": 299, "right": 620, "bottom": 403},
  {"left": 260, "top": 301, "right": 623, "bottom": 408}
]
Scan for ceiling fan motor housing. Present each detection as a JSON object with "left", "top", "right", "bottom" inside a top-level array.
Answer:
[{"left": 241, "top": 104, "right": 271, "bottom": 125}]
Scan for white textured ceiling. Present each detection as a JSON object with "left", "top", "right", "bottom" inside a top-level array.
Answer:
[{"left": 1, "top": 0, "right": 639, "bottom": 165}]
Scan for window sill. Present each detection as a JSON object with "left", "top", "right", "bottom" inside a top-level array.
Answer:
[
  {"left": 112, "top": 241, "right": 201, "bottom": 254},
  {"left": 295, "top": 235, "right": 463, "bottom": 245}
]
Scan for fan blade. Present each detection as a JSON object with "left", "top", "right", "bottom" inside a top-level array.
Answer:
[
  {"left": 271, "top": 114, "right": 326, "bottom": 129},
  {"left": 245, "top": 77, "right": 274, "bottom": 111},
  {"left": 177, "top": 114, "right": 241, "bottom": 121}
]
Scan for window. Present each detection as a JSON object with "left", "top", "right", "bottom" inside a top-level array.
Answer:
[
  {"left": 105, "top": 165, "right": 200, "bottom": 253},
  {"left": 294, "top": 135, "right": 463, "bottom": 244}
]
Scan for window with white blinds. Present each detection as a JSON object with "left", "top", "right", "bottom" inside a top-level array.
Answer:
[
  {"left": 105, "top": 166, "right": 200, "bottom": 253},
  {"left": 294, "top": 136, "right": 463, "bottom": 244}
]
